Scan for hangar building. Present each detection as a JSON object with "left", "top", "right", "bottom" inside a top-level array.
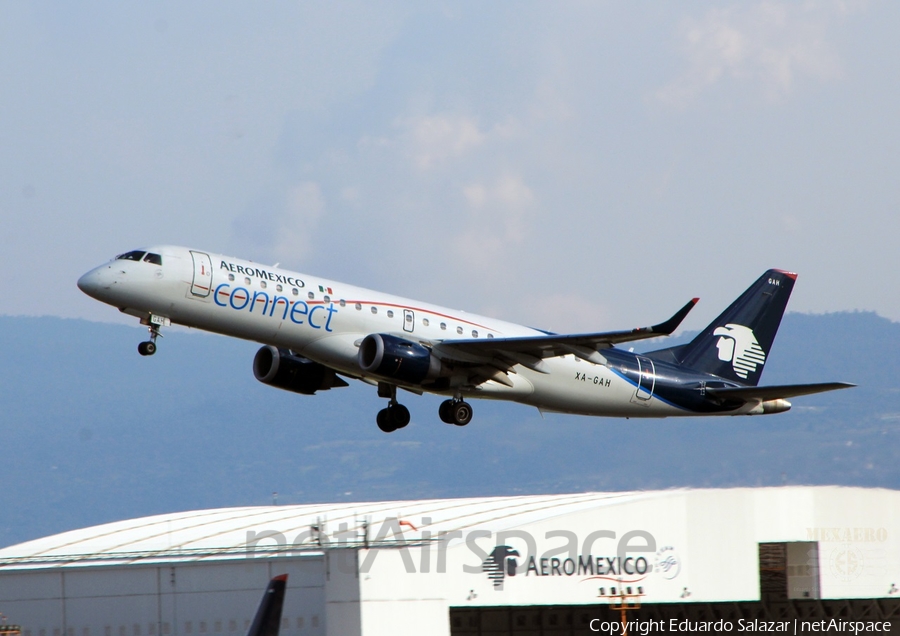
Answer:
[{"left": 0, "top": 486, "right": 898, "bottom": 635}]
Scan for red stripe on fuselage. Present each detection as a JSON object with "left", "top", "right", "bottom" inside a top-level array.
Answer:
[
  {"left": 340, "top": 300, "right": 494, "bottom": 331},
  {"left": 214, "top": 287, "right": 499, "bottom": 332}
]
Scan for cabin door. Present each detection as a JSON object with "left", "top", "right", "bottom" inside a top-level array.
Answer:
[
  {"left": 632, "top": 355, "right": 656, "bottom": 403},
  {"left": 190, "top": 251, "right": 213, "bottom": 298}
]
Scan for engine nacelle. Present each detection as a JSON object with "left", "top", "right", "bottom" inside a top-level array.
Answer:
[
  {"left": 253, "top": 346, "right": 347, "bottom": 395},
  {"left": 358, "top": 333, "right": 442, "bottom": 385}
]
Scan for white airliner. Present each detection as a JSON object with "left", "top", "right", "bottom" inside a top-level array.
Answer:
[{"left": 78, "top": 247, "right": 852, "bottom": 432}]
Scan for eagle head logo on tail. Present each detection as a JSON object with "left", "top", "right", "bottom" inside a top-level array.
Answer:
[{"left": 713, "top": 324, "right": 767, "bottom": 380}]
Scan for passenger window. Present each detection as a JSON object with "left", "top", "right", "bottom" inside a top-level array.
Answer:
[
  {"left": 116, "top": 250, "right": 145, "bottom": 261},
  {"left": 355, "top": 303, "right": 362, "bottom": 310},
  {"left": 487, "top": 333, "right": 494, "bottom": 338},
  {"left": 422, "top": 318, "right": 430, "bottom": 326},
  {"left": 324, "top": 295, "right": 330, "bottom": 303},
  {"left": 456, "top": 326, "right": 463, "bottom": 335},
  {"left": 260, "top": 281, "right": 267, "bottom": 289},
  {"left": 228, "top": 274, "right": 235, "bottom": 282},
  {"left": 339, "top": 299, "right": 346, "bottom": 307},
  {"left": 440, "top": 322, "right": 447, "bottom": 330},
  {"left": 244, "top": 277, "right": 251, "bottom": 285},
  {"left": 472, "top": 330, "right": 478, "bottom": 338},
  {"left": 292, "top": 288, "right": 299, "bottom": 296},
  {"left": 387, "top": 310, "right": 394, "bottom": 318},
  {"left": 308, "top": 292, "right": 315, "bottom": 300},
  {"left": 143, "top": 253, "right": 162, "bottom": 265},
  {"left": 371, "top": 306, "right": 378, "bottom": 314},
  {"left": 276, "top": 284, "right": 283, "bottom": 292}
]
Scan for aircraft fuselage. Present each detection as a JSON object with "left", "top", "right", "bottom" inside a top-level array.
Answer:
[{"left": 78, "top": 245, "right": 848, "bottom": 430}]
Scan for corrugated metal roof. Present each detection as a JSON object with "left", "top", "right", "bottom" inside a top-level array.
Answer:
[
  {"left": 0, "top": 491, "right": 667, "bottom": 568},
  {"left": 1, "top": 486, "right": 889, "bottom": 569}
]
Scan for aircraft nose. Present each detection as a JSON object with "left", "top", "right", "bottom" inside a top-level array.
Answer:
[{"left": 77, "top": 267, "right": 110, "bottom": 299}]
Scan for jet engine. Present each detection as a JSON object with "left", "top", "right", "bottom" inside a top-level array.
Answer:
[
  {"left": 253, "top": 346, "right": 348, "bottom": 395},
  {"left": 357, "top": 333, "right": 442, "bottom": 384}
]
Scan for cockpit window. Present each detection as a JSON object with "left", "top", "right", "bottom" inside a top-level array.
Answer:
[
  {"left": 116, "top": 250, "right": 146, "bottom": 262},
  {"left": 143, "top": 253, "right": 162, "bottom": 265}
]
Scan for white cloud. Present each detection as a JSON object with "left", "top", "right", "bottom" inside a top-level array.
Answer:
[
  {"left": 273, "top": 182, "right": 326, "bottom": 262},
  {"left": 657, "top": 2, "right": 849, "bottom": 107},
  {"left": 513, "top": 293, "right": 614, "bottom": 334},
  {"left": 453, "top": 173, "right": 537, "bottom": 274},
  {"left": 463, "top": 175, "right": 536, "bottom": 210},
  {"left": 371, "top": 112, "right": 525, "bottom": 173},
  {"left": 231, "top": 181, "right": 326, "bottom": 266},
  {"left": 5, "top": 2, "right": 899, "bottom": 326},
  {"left": 397, "top": 114, "right": 486, "bottom": 170}
]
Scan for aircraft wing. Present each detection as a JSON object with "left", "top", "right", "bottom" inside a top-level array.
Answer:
[
  {"left": 705, "top": 382, "right": 856, "bottom": 402},
  {"left": 431, "top": 298, "right": 698, "bottom": 369}
]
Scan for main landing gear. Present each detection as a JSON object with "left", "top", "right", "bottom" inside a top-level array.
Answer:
[
  {"left": 137, "top": 322, "right": 162, "bottom": 356},
  {"left": 374, "top": 384, "right": 474, "bottom": 432},
  {"left": 376, "top": 383, "right": 411, "bottom": 433},
  {"left": 439, "top": 398, "right": 473, "bottom": 426}
]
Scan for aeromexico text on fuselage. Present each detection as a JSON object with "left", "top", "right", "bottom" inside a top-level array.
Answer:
[
  {"left": 215, "top": 259, "right": 338, "bottom": 332},
  {"left": 220, "top": 260, "right": 307, "bottom": 290}
]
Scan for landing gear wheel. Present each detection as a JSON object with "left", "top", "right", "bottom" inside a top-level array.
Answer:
[
  {"left": 376, "top": 403, "right": 410, "bottom": 433},
  {"left": 375, "top": 384, "right": 411, "bottom": 433},
  {"left": 439, "top": 399, "right": 455, "bottom": 424},
  {"left": 376, "top": 408, "right": 397, "bottom": 433},
  {"left": 389, "top": 403, "right": 410, "bottom": 429},
  {"left": 451, "top": 401, "right": 473, "bottom": 426},
  {"left": 138, "top": 320, "right": 162, "bottom": 356},
  {"left": 138, "top": 341, "right": 157, "bottom": 356}
]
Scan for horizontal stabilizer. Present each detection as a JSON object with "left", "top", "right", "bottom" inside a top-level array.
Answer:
[{"left": 706, "top": 382, "right": 855, "bottom": 402}]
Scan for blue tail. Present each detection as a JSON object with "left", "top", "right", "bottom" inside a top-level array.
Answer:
[
  {"left": 648, "top": 270, "right": 796, "bottom": 386},
  {"left": 247, "top": 574, "right": 288, "bottom": 636}
]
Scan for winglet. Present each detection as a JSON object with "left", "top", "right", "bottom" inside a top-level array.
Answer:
[{"left": 635, "top": 298, "right": 698, "bottom": 337}]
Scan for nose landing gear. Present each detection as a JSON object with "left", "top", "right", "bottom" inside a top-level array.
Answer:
[
  {"left": 137, "top": 339, "right": 157, "bottom": 356},
  {"left": 137, "top": 316, "right": 168, "bottom": 356}
]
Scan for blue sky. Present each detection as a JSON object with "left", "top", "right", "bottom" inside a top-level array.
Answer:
[{"left": 2, "top": 1, "right": 897, "bottom": 334}]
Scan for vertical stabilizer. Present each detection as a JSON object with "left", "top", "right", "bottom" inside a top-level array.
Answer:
[
  {"left": 247, "top": 574, "right": 288, "bottom": 636},
  {"left": 655, "top": 270, "right": 796, "bottom": 385}
]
